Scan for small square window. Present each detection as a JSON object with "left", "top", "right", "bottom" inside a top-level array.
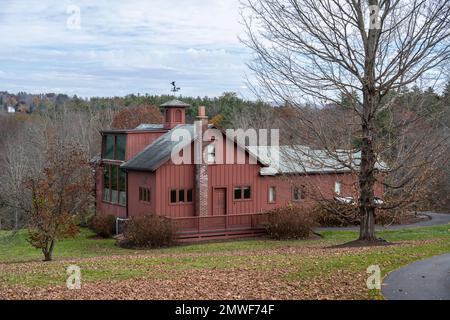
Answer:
[
  {"left": 293, "top": 186, "right": 305, "bottom": 201},
  {"left": 234, "top": 186, "right": 251, "bottom": 200},
  {"left": 187, "top": 189, "right": 193, "bottom": 202},
  {"left": 139, "top": 187, "right": 150, "bottom": 203},
  {"left": 170, "top": 189, "right": 177, "bottom": 203}
]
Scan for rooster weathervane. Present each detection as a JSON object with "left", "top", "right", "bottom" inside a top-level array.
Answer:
[{"left": 171, "top": 81, "right": 180, "bottom": 93}]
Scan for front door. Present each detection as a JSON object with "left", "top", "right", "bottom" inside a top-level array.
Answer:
[{"left": 213, "top": 188, "right": 227, "bottom": 216}]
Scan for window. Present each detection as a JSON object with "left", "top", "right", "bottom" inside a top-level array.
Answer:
[
  {"left": 116, "top": 135, "right": 126, "bottom": 161},
  {"left": 207, "top": 144, "right": 215, "bottom": 163},
  {"left": 234, "top": 186, "right": 251, "bottom": 200},
  {"left": 234, "top": 187, "right": 241, "bottom": 200},
  {"left": 243, "top": 186, "right": 251, "bottom": 199},
  {"left": 179, "top": 189, "right": 185, "bottom": 202},
  {"left": 139, "top": 187, "right": 150, "bottom": 203},
  {"left": 165, "top": 110, "right": 170, "bottom": 122},
  {"left": 102, "top": 164, "right": 127, "bottom": 206},
  {"left": 103, "top": 134, "right": 127, "bottom": 160},
  {"left": 175, "top": 109, "right": 182, "bottom": 122},
  {"left": 104, "top": 135, "right": 114, "bottom": 159},
  {"left": 293, "top": 186, "right": 306, "bottom": 201},
  {"left": 170, "top": 189, "right": 177, "bottom": 204},
  {"left": 110, "top": 165, "right": 118, "bottom": 203},
  {"left": 335, "top": 181, "right": 342, "bottom": 195},
  {"left": 103, "top": 165, "right": 110, "bottom": 202},
  {"left": 170, "top": 189, "right": 193, "bottom": 204},
  {"left": 268, "top": 186, "right": 276, "bottom": 203},
  {"left": 119, "top": 169, "right": 127, "bottom": 205}
]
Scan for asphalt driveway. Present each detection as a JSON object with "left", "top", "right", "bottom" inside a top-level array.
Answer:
[
  {"left": 382, "top": 253, "right": 450, "bottom": 300},
  {"left": 316, "top": 212, "right": 450, "bottom": 232}
]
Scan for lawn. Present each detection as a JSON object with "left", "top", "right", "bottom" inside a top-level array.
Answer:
[{"left": 0, "top": 225, "right": 449, "bottom": 299}]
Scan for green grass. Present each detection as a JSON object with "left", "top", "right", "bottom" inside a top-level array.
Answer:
[
  {"left": 0, "top": 229, "right": 134, "bottom": 263},
  {"left": 0, "top": 224, "right": 449, "bottom": 298}
]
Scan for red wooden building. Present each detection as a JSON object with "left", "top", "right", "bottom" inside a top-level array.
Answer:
[{"left": 95, "top": 100, "right": 384, "bottom": 240}]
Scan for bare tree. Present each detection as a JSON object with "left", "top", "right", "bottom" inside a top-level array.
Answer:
[{"left": 242, "top": 0, "right": 450, "bottom": 241}]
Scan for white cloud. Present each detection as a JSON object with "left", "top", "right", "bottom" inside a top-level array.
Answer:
[{"left": 0, "top": 0, "right": 252, "bottom": 97}]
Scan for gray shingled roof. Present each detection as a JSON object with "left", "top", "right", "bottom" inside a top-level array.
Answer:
[
  {"left": 121, "top": 124, "right": 195, "bottom": 172},
  {"left": 160, "top": 99, "right": 191, "bottom": 108}
]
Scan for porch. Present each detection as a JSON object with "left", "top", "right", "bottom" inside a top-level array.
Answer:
[{"left": 170, "top": 212, "right": 269, "bottom": 241}]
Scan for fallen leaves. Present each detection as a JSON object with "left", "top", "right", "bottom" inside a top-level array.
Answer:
[{"left": 0, "top": 239, "right": 445, "bottom": 300}]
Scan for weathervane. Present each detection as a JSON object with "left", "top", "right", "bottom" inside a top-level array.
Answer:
[{"left": 171, "top": 81, "right": 180, "bottom": 93}]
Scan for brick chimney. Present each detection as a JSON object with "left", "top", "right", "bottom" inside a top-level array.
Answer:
[
  {"left": 161, "top": 99, "right": 190, "bottom": 129},
  {"left": 195, "top": 106, "right": 209, "bottom": 216}
]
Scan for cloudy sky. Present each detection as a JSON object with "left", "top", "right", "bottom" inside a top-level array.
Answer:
[{"left": 0, "top": 0, "right": 252, "bottom": 98}]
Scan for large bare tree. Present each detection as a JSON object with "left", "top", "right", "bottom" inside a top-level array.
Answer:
[{"left": 242, "top": 0, "right": 450, "bottom": 241}]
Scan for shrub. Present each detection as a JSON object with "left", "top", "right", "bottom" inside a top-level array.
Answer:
[
  {"left": 119, "top": 215, "right": 176, "bottom": 248},
  {"left": 313, "top": 200, "right": 410, "bottom": 227},
  {"left": 90, "top": 214, "right": 116, "bottom": 238},
  {"left": 375, "top": 208, "right": 409, "bottom": 225},
  {"left": 264, "top": 205, "right": 316, "bottom": 240},
  {"left": 313, "top": 201, "right": 359, "bottom": 227}
]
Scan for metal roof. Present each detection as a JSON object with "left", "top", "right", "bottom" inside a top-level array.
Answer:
[
  {"left": 160, "top": 99, "right": 191, "bottom": 108},
  {"left": 135, "top": 124, "right": 164, "bottom": 130},
  {"left": 121, "top": 124, "right": 195, "bottom": 172},
  {"left": 247, "top": 145, "right": 388, "bottom": 175}
]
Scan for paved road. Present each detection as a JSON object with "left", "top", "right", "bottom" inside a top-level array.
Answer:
[
  {"left": 382, "top": 253, "right": 450, "bottom": 300},
  {"left": 316, "top": 212, "right": 450, "bottom": 232}
]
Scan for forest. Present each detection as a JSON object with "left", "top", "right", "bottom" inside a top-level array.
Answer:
[{"left": 0, "top": 85, "right": 449, "bottom": 232}]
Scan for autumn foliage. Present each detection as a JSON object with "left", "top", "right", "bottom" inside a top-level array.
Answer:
[
  {"left": 111, "top": 104, "right": 163, "bottom": 129},
  {"left": 25, "top": 145, "right": 92, "bottom": 261},
  {"left": 90, "top": 214, "right": 116, "bottom": 238}
]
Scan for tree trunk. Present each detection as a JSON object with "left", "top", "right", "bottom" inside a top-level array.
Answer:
[
  {"left": 359, "top": 93, "right": 377, "bottom": 241},
  {"left": 359, "top": 3, "right": 379, "bottom": 241},
  {"left": 43, "top": 239, "right": 55, "bottom": 262}
]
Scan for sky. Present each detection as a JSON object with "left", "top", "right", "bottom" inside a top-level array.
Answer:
[{"left": 0, "top": 0, "right": 252, "bottom": 98}]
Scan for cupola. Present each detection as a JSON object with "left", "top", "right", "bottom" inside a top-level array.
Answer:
[{"left": 161, "top": 99, "right": 190, "bottom": 129}]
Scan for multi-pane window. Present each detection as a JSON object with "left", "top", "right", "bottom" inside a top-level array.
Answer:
[
  {"left": 103, "top": 134, "right": 126, "bottom": 161},
  {"left": 139, "top": 187, "right": 150, "bottom": 203},
  {"left": 293, "top": 185, "right": 306, "bottom": 201},
  {"left": 102, "top": 164, "right": 126, "bottom": 206},
  {"left": 170, "top": 189, "right": 193, "bottom": 204},
  {"left": 234, "top": 186, "right": 251, "bottom": 200},
  {"left": 268, "top": 186, "right": 276, "bottom": 203}
]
